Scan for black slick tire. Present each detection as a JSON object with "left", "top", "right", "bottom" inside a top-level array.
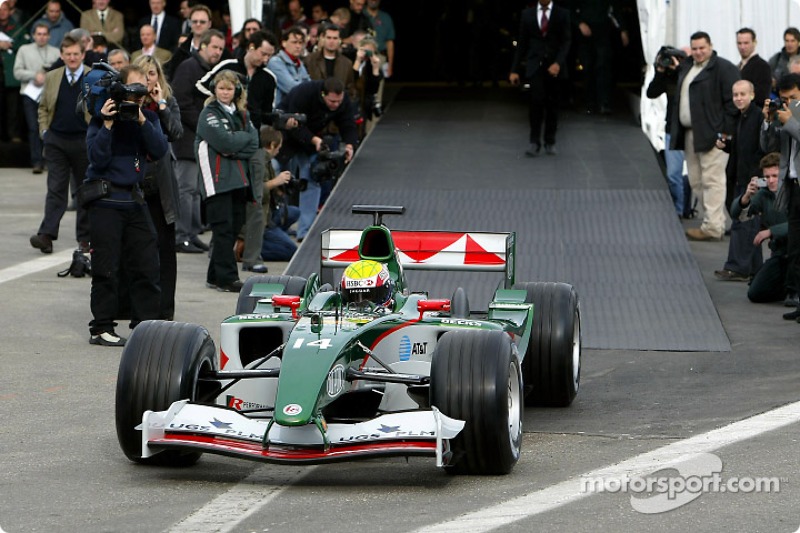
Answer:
[
  {"left": 513, "top": 281, "right": 581, "bottom": 407},
  {"left": 430, "top": 330, "right": 523, "bottom": 475},
  {"left": 115, "top": 320, "right": 218, "bottom": 466}
]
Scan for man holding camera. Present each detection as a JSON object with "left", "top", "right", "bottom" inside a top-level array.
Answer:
[
  {"left": 279, "top": 77, "right": 357, "bottom": 242},
  {"left": 761, "top": 73, "right": 800, "bottom": 320},
  {"left": 83, "top": 64, "right": 169, "bottom": 346},
  {"left": 647, "top": 45, "right": 689, "bottom": 217},
  {"left": 669, "top": 31, "right": 740, "bottom": 241},
  {"left": 731, "top": 153, "right": 788, "bottom": 303}
]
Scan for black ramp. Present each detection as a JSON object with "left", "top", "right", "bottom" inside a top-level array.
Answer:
[{"left": 285, "top": 87, "right": 730, "bottom": 352}]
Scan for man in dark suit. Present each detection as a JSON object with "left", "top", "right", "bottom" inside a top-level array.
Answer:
[
  {"left": 137, "top": 0, "right": 181, "bottom": 53},
  {"left": 736, "top": 28, "right": 772, "bottom": 106},
  {"left": 509, "top": 0, "right": 571, "bottom": 157}
]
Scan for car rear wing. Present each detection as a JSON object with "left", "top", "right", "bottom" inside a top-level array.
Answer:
[{"left": 320, "top": 228, "right": 516, "bottom": 287}]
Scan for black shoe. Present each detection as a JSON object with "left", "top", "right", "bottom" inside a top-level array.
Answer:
[
  {"left": 30, "top": 233, "right": 53, "bottom": 254},
  {"left": 714, "top": 269, "right": 748, "bottom": 282},
  {"left": 785, "top": 293, "right": 799, "bottom": 307},
  {"left": 783, "top": 309, "right": 800, "bottom": 320},
  {"left": 217, "top": 280, "right": 244, "bottom": 293},
  {"left": 89, "top": 330, "right": 127, "bottom": 346},
  {"left": 190, "top": 236, "right": 210, "bottom": 251},
  {"left": 32, "top": 165, "right": 43, "bottom": 174},
  {"left": 176, "top": 240, "right": 203, "bottom": 253},
  {"left": 545, "top": 144, "right": 558, "bottom": 155},
  {"left": 525, "top": 144, "right": 541, "bottom": 157},
  {"left": 243, "top": 263, "right": 269, "bottom": 273}
]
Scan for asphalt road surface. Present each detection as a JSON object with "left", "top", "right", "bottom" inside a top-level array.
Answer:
[{"left": 2, "top": 93, "right": 800, "bottom": 532}]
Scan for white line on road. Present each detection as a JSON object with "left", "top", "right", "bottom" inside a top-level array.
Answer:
[
  {"left": 413, "top": 400, "right": 800, "bottom": 533},
  {"left": 0, "top": 249, "right": 73, "bottom": 284},
  {"left": 165, "top": 465, "right": 317, "bottom": 533}
]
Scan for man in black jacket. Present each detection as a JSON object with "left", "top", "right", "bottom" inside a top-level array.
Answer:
[
  {"left": 713, "top": 80, "right": 765, "bottom": 281},
  {"left": 509, "top": 0, "right": 571, "bottom": 157},
  {"left": 171, "top": 29, "right": 225, "bottom": 253},
  {"left": 669, "top": 31, "right": 740, "bottom": 241},
  {"left": 279, "top": 78, "right": 358, "bottom": 241},
  {"left": 736, "top": 28, "right": 772, "bottom": 106}
]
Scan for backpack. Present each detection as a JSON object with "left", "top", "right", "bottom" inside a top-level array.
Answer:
[{"left": 77, "top": 62, "right": 120, "bottom": 119}]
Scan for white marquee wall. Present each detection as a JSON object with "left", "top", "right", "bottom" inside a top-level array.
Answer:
[{"left": 637, "top": 0, "right": 800, "bottom": 150}]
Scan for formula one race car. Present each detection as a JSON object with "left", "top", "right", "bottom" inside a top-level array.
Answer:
[{"left": 115, "top": 205, "right": 581, "bottom": 475}]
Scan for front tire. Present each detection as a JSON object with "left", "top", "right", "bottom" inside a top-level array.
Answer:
[
  {"left": 235, "top": 275, "right": 308, "bottom": 315},
  {"left": 514, "top": 282, "right": 581, "bottom": 407},
  {"left": 115, "top": 320, "right": 218, "bottom": 465},
  {"left": 430, "top": 330, "right": 523, "bottom": 475}
]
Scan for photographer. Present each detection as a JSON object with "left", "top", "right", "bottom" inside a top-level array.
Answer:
[
  {"left": 84, "top": 64, "right": 169, "bottom": 346},
  {"left": 352, "top": 35, "right": 384, "bottom": 135},
  {"left": 647, "top": 45, "right": 689, "bottom": 217},
  {"left": 260, "top": 126, "right": 299, "bottom": 261},
  {"left": 761, "top": 73, "right": 800, "bottom": 319},
  {"left": 279, "top": 77, "right": 357, "bottom": 242},
  {"left": 730, "top": 153, "right": 788, "bottom": 303}
]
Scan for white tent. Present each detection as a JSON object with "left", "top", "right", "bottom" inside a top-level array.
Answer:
[
  {"left": 637, "top": 0, "right": 800, "bottom": 150},
  {"left": 228, "top": 0, "right": 263, "bottom": 41}
]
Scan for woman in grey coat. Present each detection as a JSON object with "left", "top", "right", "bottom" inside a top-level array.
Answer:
[{"left": 134, "top": 54, "right": 183, "bottom": 320}]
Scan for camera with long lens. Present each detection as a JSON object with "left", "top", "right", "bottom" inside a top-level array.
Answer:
[
  {"left": 269, "top": 110, "right": 307, "bottom": 130},
  {"left": 655, "top": 46, "right": 687, "bottom": 69}
]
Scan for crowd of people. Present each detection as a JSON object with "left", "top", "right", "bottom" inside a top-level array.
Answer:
[
  {"left": 12, "top": 0, "right": 395, "bottom": 346},
  {"left": 645, "top": 26, "right": 800, "bottom": 323}
]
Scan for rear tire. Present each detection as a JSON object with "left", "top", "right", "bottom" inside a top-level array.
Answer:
[
  {"left": 513, "top": 282, "right": 581, "bottom": 407},
  {"left": 430, "top": 330, "right": 522, "bottom": 475},
  {"left": 115, "top": 320, "right": 218, "bottom": 466},
  {"left": 235, "top": 275, "right": 307, "bottom": 315}
]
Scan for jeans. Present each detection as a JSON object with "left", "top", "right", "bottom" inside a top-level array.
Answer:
[
  {"left": 174, "top": 159, "right": 202, "bottom": 243},
  {"left": 262, "top": 205, "right": 299, "bottom": 261},
  {"left": 664, "top": 133, "right": 686, "bottom": 216},
  {"left": 286, "top": 151, "right": 320, "bottom": 240}
]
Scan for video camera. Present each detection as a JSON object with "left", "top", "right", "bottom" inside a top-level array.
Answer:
[
  {"left": 311, "top": 139, "right": 348, "bottom": 183},
  {"left": 106, "top": 81, "right": 148, "bottom": 121},
  {"left": 82, "top": 62, "right": 148, "bottom": 121},
  {"left": 655, "top": 46, "right": 687, "bottom": 69},
  {"left": 269, "top": 110, "right": 307, "bottom": 130}
]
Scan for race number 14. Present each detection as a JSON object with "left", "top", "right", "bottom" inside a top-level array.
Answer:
[{"left": 293, "top": 337, "right": 333, "bottom": 349}]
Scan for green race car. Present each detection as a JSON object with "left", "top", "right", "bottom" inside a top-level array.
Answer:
[{"left": 115, "top": 205, "right": 581, "bottom": 475}]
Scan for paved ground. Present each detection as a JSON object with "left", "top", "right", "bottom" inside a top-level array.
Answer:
[{"left": 0, "top": 86, "right": 799, "bottom": 533}]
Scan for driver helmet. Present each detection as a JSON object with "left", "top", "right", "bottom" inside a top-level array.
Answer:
[{"left": 340, "top": 260, "right": 394, "bottom": 308}]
